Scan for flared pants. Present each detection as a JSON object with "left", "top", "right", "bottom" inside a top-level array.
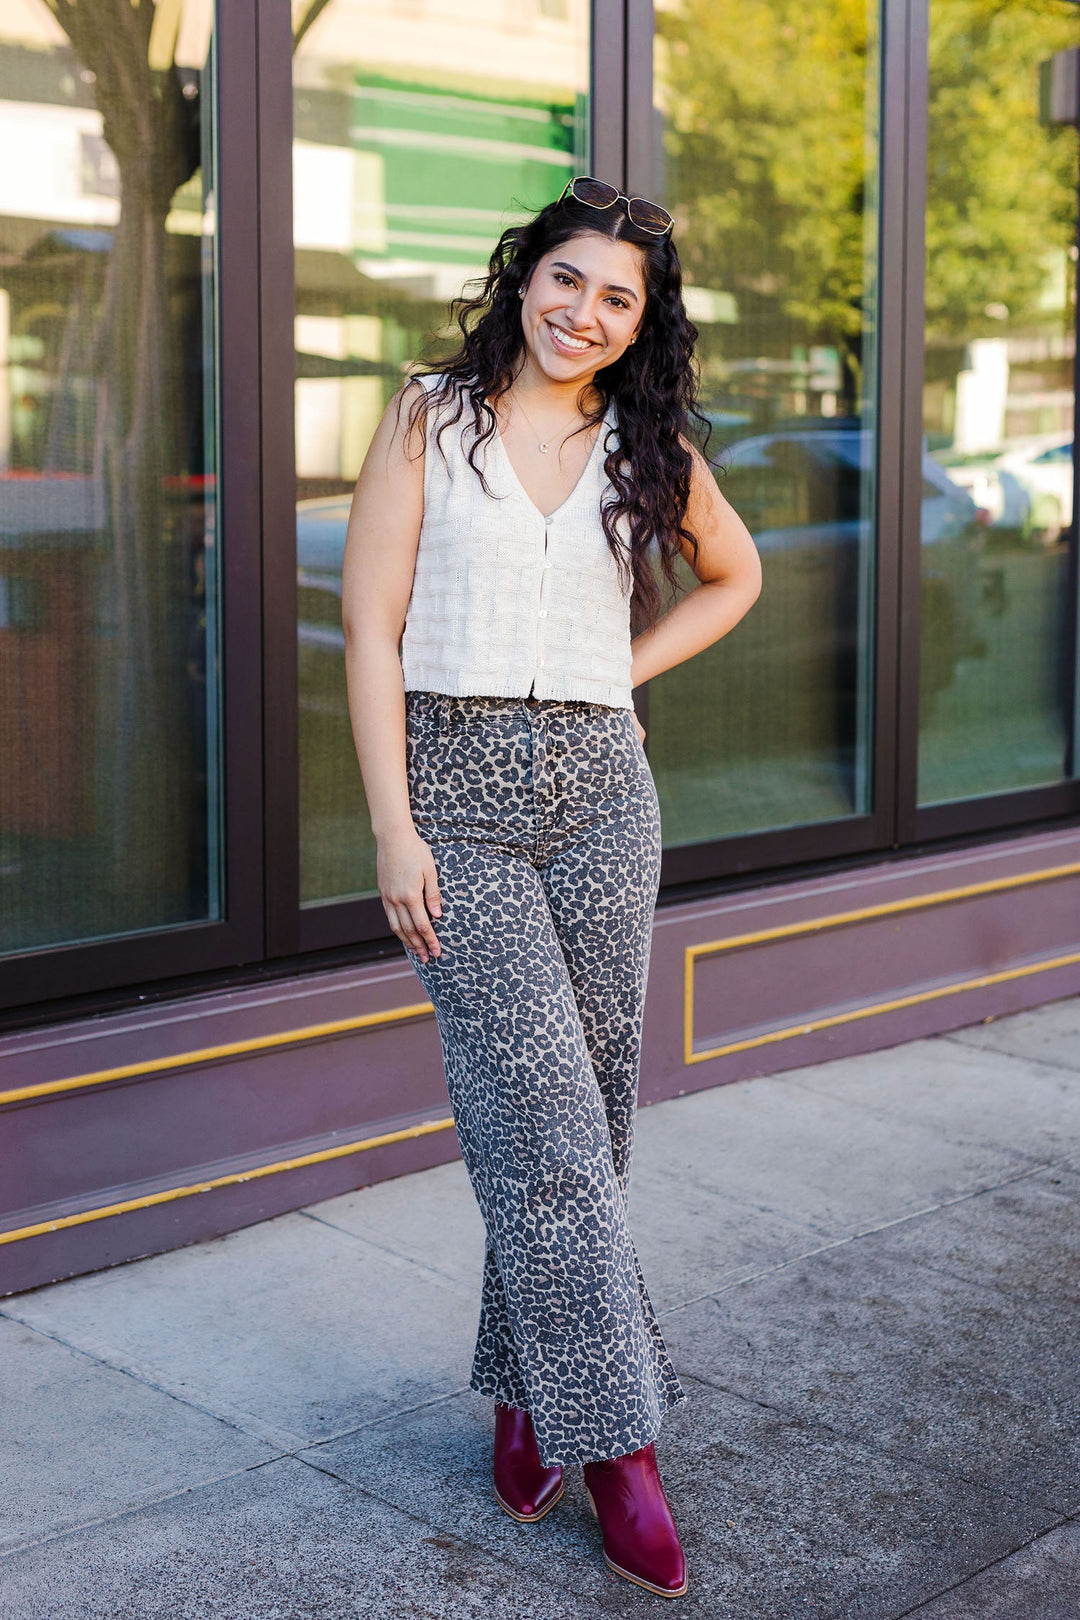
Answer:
[{"left": 402, "top": 688, "right": 686, "bottom": 1467}]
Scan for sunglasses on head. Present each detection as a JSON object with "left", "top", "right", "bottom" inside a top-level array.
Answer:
[{"left": 557, "top": 175, "right": 674, "bottom": 237}]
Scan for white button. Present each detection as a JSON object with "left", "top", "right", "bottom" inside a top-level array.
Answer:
[
  {"left": 537, "top": 658, "right": 545, "bottom": 667},
  {"left": 543, "top": 561, "right": 552, "bottom": 569},
  {"left": 538, "top": 609, "right": 548, "bottom": 618}
]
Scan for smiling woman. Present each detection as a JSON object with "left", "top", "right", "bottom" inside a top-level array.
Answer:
[{"left": 337, "top": 177, "right": 759, "bottom": 1597}]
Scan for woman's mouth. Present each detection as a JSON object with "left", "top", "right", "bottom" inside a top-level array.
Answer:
[{"left": 545, "top": 319, "right": 597, "bottom": 356}]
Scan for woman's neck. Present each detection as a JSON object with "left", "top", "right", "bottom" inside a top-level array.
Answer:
[{"left": 508, "top": 352, "right": 602, "bottom": 417}]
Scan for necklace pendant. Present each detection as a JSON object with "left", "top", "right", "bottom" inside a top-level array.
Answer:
[{"left": 539, "top": 441, "right": 550, "bottom": 454}]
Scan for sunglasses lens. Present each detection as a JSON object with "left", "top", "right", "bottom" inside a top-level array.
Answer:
[
  {"left": 627, "top": 198, "right": 674, "bottom": 234},
  {"left": 571, "top": 177, "right": 619, "bottom": 208}
]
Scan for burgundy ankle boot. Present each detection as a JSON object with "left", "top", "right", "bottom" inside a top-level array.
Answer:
[
  {"left": 583, "top": 1441, "right": 688, "bottom": 1597},
  {"left": 492, "top": 1401, "right": 564, "bottom": 1522}
]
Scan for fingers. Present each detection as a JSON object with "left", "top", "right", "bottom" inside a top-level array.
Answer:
[
  {"left": 425, "top": 865, "right": 442, "bottom": 922},
  {"left": 384, "top": 900, "right": 435, "bottom": 962},
  {"left": 384, "top": 898, "right": 442, "bottom": 963},
  {"left": 383, "top": 857, "right": 443, "bottom": 964}
]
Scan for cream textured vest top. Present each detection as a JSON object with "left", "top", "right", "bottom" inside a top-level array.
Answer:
[{"left": 399, "top": 372, "right": 635, "bottom": 710}]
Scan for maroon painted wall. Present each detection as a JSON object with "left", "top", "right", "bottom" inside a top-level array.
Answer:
[{"left": 3, "top": 825, "right": 1079, "bottom": 1295}]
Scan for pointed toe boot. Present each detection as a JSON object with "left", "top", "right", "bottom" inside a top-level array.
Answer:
[
  {"left": 583, "top": 1441, "right": 688, "bottom": 1598},
  {"left": 492, "top": 1401, "right": 565, "bottom": 1523}
]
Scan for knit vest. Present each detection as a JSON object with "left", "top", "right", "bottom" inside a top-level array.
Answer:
[{"left": 399, "top": 373, "right": 635, "bottom": 710}]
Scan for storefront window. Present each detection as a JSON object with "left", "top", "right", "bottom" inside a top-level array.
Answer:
[
  {"left": 918, "top": 0, "right": 1080, "bottom": 805},
  {"left": 648, "top": 0, "right": 881, "bottom": 846},
  {"left": 0, "top": 0, "right": 220, "bottom": 954},
  {"left": 294, "top": 0, "right": 590, "bottom": 906}
]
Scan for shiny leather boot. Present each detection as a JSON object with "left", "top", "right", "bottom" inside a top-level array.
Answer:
[
  {"left": 583, "top": 1441, "right": 688, "bottom": 1597},
  {"left": 492, "top": 1401, "right": 565, "bottom": 1522}
]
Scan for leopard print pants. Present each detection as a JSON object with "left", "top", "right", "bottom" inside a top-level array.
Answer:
[{"left": 402, "top": 688, "right": 687, "bottom": 1467}]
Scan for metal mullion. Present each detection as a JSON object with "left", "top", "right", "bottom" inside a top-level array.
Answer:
[
  {"left": 624, "top": 0, "right": 654, "bottom": 198},
  {"left": 300, "top": 894, "right": 395, "bottom": 955},
  {"left": 660, "top": 816, "right": 883, "bottom": 893},
  {"left": 916, "top": 780, "right": 1080, "bottom": 842},
  {"left": 894, "top": 0, "right": 929, "bottom": 845},
  {"left": 623, "top": 0, "right": 653, "bottom": 743},
  {"left": 256, "top": 0, "right": 301, "bottom": 958},
  {"left": 871, "top": 0, "right": 911, "bottom": 851},
  {"left": 216, "top": 0, "right": 268, "bottom": 965},
  {"left": 591, "top": 0, "right": 626, "bottom": 187}
]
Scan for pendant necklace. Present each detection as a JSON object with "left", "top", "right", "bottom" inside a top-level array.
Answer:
[{"left": 510, "top": 391, "right": 587, "bottom": 455}]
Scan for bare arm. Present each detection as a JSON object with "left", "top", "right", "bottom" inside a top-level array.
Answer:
[
  {"left": 341, "top": 381, "right": 443, "bottom": 963},
  {"left": 629, "top": 442, "right": 762, "bottom": 701}
]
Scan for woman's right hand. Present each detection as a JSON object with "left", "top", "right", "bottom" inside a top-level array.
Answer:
[{"left": 377, "top": 825, "right": 443, "bottom": 964}]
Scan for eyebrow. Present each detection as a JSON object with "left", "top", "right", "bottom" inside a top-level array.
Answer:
[{"left": 551, "top": 261, "right": 641, "bottom": 303}]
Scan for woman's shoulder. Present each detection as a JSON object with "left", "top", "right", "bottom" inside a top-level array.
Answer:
[
  {"left": 408, "top": 370, "right": 446, "bottom": 395},
  {"left": 402, "top": 370, "right": 473, "bottom": 426}
]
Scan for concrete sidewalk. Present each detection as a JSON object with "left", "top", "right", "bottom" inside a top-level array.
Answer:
[{"left": 2, "top": 999, "right": 1079, "bottom": 1618}]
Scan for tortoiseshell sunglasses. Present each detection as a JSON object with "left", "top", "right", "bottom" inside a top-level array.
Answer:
[{"left": 557, "top": 175, "right": 674, "bottom": 237}]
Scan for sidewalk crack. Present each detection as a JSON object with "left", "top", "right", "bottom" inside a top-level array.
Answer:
[
  {"left": 888, "top": 1509, "right": 1080, "bottom": 1618},
  {"left": 658, "top": 1155, "right": 1074, "bottom": 1320},
  {"left": 679, "top": 1369, "right": 1071, "bottom": 1522}
]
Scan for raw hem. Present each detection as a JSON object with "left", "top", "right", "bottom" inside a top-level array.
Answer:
[
  {"left": 469, "top": 1369, "right": 531, "bottom": 1411},
  {"left": 469, "top": 1377, "right": 691, "bottom": 1469}
]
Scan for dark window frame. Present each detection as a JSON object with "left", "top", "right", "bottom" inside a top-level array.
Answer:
[{"left": 894, "top": 0, "right": 1080, "bottom": 844}]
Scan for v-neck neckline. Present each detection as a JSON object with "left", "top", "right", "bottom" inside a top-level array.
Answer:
[{"left": 491, "top": 398, "right": 614, "bottom": 523}]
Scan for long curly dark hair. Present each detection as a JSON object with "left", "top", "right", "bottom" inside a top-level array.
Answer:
[{"left": 400, "top": 188, "right": 711, "bottom": 635}]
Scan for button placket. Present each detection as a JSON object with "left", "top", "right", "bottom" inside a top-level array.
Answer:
[{"left": 534, "top": 518, "right": 551, "bottom": 679}]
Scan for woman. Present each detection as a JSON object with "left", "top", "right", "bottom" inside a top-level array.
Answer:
[{"left": 342, "top": 177, "right": 761, "bottom": 1600}]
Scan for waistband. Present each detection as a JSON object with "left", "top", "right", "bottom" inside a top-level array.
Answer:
[{"left": 406, "top": 688, "right": 618, "bottom": 735}]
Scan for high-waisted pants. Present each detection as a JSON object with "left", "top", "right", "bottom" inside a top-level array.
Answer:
[{"left": 401, "top": 688, "right": 687, "bottom": 1467}]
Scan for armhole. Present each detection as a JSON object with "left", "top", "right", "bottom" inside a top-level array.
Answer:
[{"left": 408, "top": 372, "right": 444, "bottom": 510}]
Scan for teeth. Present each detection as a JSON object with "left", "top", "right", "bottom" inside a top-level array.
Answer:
[{"left": 548, "top": 322, "right": 591, "bottom": 351}]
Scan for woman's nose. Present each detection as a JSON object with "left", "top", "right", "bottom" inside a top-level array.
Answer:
[{"left": 565, "top": 300, "right": 596, "bottom": 329}]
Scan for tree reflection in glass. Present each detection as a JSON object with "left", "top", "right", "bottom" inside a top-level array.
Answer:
[
  {"left": 0, "top": 0, "right": 220, "bottom": 953},
  {"left": 918, "top": 0, "right": 1080, "bottom": 804},
  {"left": 648, "top": 0, "right": 881, "bottom": 844}
]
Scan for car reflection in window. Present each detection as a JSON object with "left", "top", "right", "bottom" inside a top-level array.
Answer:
[{"left": 713, "top": 422, "right": 986, "bottom": 717}]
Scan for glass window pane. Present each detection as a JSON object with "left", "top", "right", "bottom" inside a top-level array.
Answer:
[
  {"left": 0, "top": 0, "right": 221, "bottom": 955},
  {"left": 648, "top": 0, "right": 881, "bottom": 846},
  {"left": 294, "top": 0, "right": 590, "bottom": 907},
  {"left": 918, "top": 0, "right": 1079, "bottom": 806}
]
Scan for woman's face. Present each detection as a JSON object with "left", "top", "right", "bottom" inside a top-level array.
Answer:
[{"left": 519, "top": 231, "right": 646, "bottom": 383}]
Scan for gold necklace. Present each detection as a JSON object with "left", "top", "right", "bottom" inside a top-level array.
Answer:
[{"left": 509, "top": 391, "right": 587, "bottom": 455}]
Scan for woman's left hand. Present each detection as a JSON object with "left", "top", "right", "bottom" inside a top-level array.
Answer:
[{"left": 633, "top": 714, "right": 646, "bottom": 745}]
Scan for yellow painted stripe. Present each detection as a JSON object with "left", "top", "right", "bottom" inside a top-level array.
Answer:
[
  {"left": 686, "top": 859, "right": 1080, "bottom": 962},
  {"left": 0, "top": 1001, "right": 435, "bottom": 1108},
  {"left": 688, "top": 951, "right": 1080, "bottom": 1064},
  {"left": 684, "top": 859, "right": 1080, "bottom": 1065},
  {"left": 0, "top": 1115, "right": 456, "bottom": 1247}
]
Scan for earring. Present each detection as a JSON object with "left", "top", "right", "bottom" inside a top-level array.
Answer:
[{"left": 518, "top": 287, "right": 526, "bottom": 299}]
